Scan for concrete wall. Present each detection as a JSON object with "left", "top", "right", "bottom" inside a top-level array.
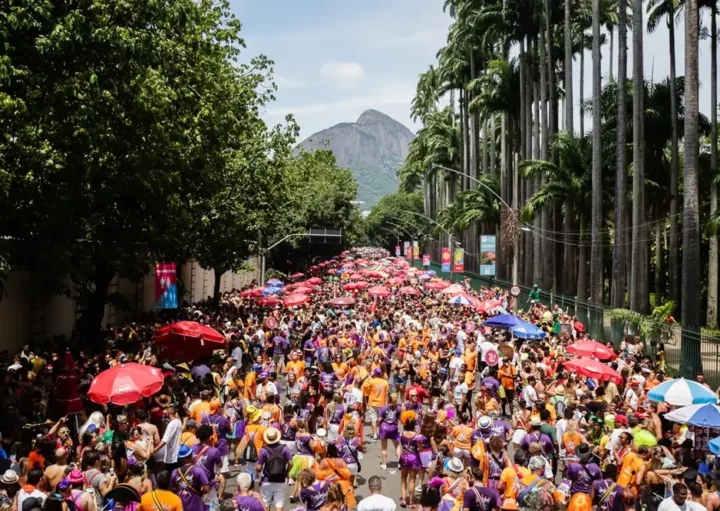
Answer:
[{"left": 0, "top": 257, "right": 261, "bottom": 352}]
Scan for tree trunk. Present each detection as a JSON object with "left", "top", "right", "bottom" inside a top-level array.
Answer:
[
  {"left": 533, "top": 56, "right": 542, "bottom": 287},
  {"left": 520, "top": 39, "right": 526, "bottom": 160},
  {"left": 655, "top": 213, "right": 663, "bottom": 304},
  {"left": 609, "top": 26, "right": 614, "bottom": 81},
  {"left": 630, "top": 0, "right": 646, "bottom": 313},
  {"left": 565, "top": 202, "right": 577, "bottom": 294},
  {"left": 540, "top": 20, "right": 553, "bottom": 290},
  {"left": 469, "top": 54, "right": 479, "bottom": 188},
  {"left": 483, "top": 119, "right": 489, "bottom": 174},
  {"left": 213, "top": 269, "right": 225, "bottom": 309},
  {"left": 463, "top": 91, "right": 471, "bottom": 191},
  {"left": 611, "top": 0, "right": 628, "bottom": 309},
  {"left": 491, "top": 115, "right": 497, "bottom": 175},
  {"left": 682, "top": 0, "right": 702, "bottom": 377},
  {"left": 565, "top": 0, "right": 574, "bottom": 134},
  {"left": 708, "top": 4, "right": 718, "bottom": 328},
  {"left": 668, "top": 0, "right": 681, "bottom": 313},
  {"left": 546, "top": 0, "right": 558, "bottom": 155},
  {"left": 577, "top": 217, "right": 588, "bottom": 301},
  {"left": 580, "top": 45, "right": 585, "bottom": 136},
  {"left": 590, "top": 0, "right": 603, "bottom": 305},
  {"left": 76, "top": 260, "right": 115, "bottom": 346}
]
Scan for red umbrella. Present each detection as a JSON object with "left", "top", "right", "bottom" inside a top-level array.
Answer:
[
  {"left": 154, "top": 321, "right": 225, "bottom": 360},
  {"left": 399, "top": 286, "right": 421, "bottom": 296},
  {"left": 88, "top": 363, "right": 165, "bottom": 405},
  {"left": 368, "top": 285, "right": 391, "bottom": 297},
  {"left": 343, "top": 281, "right": 369, "bottom": 291},
  {"left": 425, "top": 280, "right": 451, "bottom": 291},
  {"left": 388, "top": 277, "right": 405, "bottom": 286},
  {"left": 290, "top": 286, "right": 316, "bottom": 295},
  {"left": 477, "top": 299, "right": 503, "bottom": 313},
  {"left": 440, "top": 283, "right": 466, "bottom": 295},
  {"left": 564, "top": 358, "right": 622, "bottom": 384},
  {"left": 257, "top": 296, "right": 281, "bottom": 307},
  {"left": 305, "top": 277, "right": 322, "bottom": 286},
  {"left": 240, "top": 288, "right": 264, "bottom": 298},
  {"left": 284, "top": 294, "right": 311, "bottom": 307},
  {"left": 349, "top": 273, "right": 364, "bottom": 280},
  {"left": 329, "top": 296, "right": 356, "bottom": 306},
  {"left": 289, "top": 272, "right": 305, "bottom": 279},
  {"left": 567, "top": 340, "right": 616, "bottom": 361}
]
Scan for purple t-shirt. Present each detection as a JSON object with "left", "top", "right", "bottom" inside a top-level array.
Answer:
[
  {"left": 379, "top": 405, "right": 400, "bottom": 427},
  {"left": 170, "top": 465, "right": 208, "bottom": 511},
  {"left": 235, "top": 495, "right": 266, "bottom": 511},
  {"left": 301, "top": 481, "right": 329, "bottom": 511},
  {"left": 273, "top": 336, "right": 290, "bottom": 354},
  {"left": 337, "top": 437, "right": 360, "bottom": 465},
  {"left": 189, "top": 444, "right": 222, "bottom": 483},
  {"left": 481, "top": 377, "right": 500, "bottom": 394},
  {"left": 566, "top": 462, "right": 602, "bottom": 495},
  {"left": 256, "top": 444, "right": 293, "bottom": 482},
  {"left": 203, "top": 413, "right": 232, "bottom": 456},
  {"left": 320, "top": 371, "right": 338, "bottom": 389},
  {"left": 591, "top": 479, "right": 623, "bottom": 511},
  {"left": 489, "top": 420, "right": 512, "bottom": 440},
  {"left": 463, "top": 484, "right": 501, "bottom": 511},
  {"left": 520, "top": 431, "right": 554, "bottom": 456},
  {"left": 303, "top": 340, "right": 316, "bottom": 360}
]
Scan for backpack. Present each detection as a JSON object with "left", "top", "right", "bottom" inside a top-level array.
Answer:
[
  {"left": 263, "top": 445, "right": 288, "bottom": 483},
  {"left": 245, "top": 432, "right": 258, "bottom": 463}
]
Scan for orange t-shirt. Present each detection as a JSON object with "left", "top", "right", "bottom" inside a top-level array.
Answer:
[
  {"left": 500, "top": 465, "right": 531, "bottom": 498},
  {"left": 499, "top": 364, "right": 518, "bottom": 390},
  {"left": 452, "top": 425, "right": 473, "bottom": 450},
  {"left": 333, "top": 362, "right": 349, "bottom": 379},
  {"left": 285, "top": 360, "right": 306, "bottom": 378},
  {"left": 191, "top": 401, "right": 210, "bottom": 423},
  {"left": 363, "top": 377, "right": 389, "bottom": 407}
]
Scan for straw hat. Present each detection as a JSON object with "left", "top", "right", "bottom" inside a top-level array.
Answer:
[
  {"left": 263, "top": 427, "right": 280, "bottom": 445},
  {"left": 446, "top": 457, "right": 464, "bottom": 473}
]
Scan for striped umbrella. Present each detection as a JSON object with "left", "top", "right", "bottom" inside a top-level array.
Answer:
[
  {"left": 448, "top": 294, "right": 473, "bottom": 306},
  {"left": 648, "top": 378, "right": 718, "bottom": 406},
  {"left": 664, "top": 403, "right": 720, "bottom": 427}
]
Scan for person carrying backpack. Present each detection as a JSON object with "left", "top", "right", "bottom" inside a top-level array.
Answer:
[{"left": 256, "top": 427, "right": 292, "bottom": 511}]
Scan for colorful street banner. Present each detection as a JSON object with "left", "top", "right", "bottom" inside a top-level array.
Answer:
[
  {"left": 441, "top": 248, "right": 451, "bottom": 272},
  {"left": 422, "top": 254, "right": 430, "bottom": 267},
  {"left": 155, "top": 263, "right": 178, "bottom": 309},
  {"left": 453, "top": 248, "right": 464, "bottom": 273},
  {"left": 412, "top": 241, "right": 419, "bottom": 260},
  {"left": 395, "top": 245, "right": 401, "bottom": 257},
  {"left": 404, "top": 241, "right": 411, "bottom": 260},
  {"left": 480, "top": 235, "right": 497, "bottom": 276}
]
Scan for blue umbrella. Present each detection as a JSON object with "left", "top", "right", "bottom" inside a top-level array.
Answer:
[
  {"left": 265, "top": 278, "right": 284, "bottom": 288},
  {"left": 424, "top": 270, "right": 437, "bottom": 276},
  {"left": 510, "top": 320, "right": 546, "bottom": 340},
  {"left": 484, "top": 313, "right": 523, "bottom": 328},
  {"left": 711, "top": 437, "right": 720, "bottom": 455},
  {"left": 664, "top": 403, "right": 720, "bottom": 428},
  {"left": 648, "top": 378, "right": 718, "bottom": 406},
  {"left": 262, "top": 287, "right": 281, "bottom": 295}
]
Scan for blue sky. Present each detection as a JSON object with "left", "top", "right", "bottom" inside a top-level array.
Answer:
[
  {"left": 231, "top": 0, "right": 452, "bottom": 140},
  {"left": 232, "top": 0, "right": 713, "bottom": 141}
]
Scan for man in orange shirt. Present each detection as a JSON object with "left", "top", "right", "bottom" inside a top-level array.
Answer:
[
  {"left": 362, "top": 367, "right": 389, "bottom": 442},
  {"left": 498, "top": 358, "right": 518, "bottom": 416},
  {"left": 451, "top": 414, "right": 474, "bottom": 467},
  {"left": 499, "top": 450, "right": 531, "bottom": 498},
  {"left": 191, "top": 390, "right": 212, "bottom": 423},
  {"left": 284, "top": 351, "right": 305, "bottom": 379},
  {"left": 138, "top": 471, "right": 183, "bottom": 511}
]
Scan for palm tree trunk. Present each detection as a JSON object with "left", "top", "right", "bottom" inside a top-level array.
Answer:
[
  {"left": 577, "top": 216, "right": 588, "bottom": 301},
  {"left": 611, "top": 0, "right": 628, "bottom": 309},
  {"left": 655, "top": 211, "right": 663, "bottom": 303},
  {"left": 483, "top": 119, "right": 489, "bottom": 174},
  {"left": 546, "top": 0, "right": 557, "bottom": 149},
  {"left": 540, "top": 20, "right": 553, "bottom": 290},
  {"left": 520, "top": 39, "right": 527, "bottom": 161},
  {"left": 490, "top": 115, "right": 497, "bottom": 175},
  {"left": 682, "top": 0, "right": 702, "bottom": 378},
  {"left": 565, "top": 0, "right": 574, "bottom": 134},
  {"left": 565, "top": 202, "right": 577, "bottom": 294},
  {"left": 580, "top": 45, "right": 585, "bottom": 136},
  {"left": 590, "top": 0, "right": 603, "bottom": 305},
  {"left": 533, "top": 56, "right": 542, "bottom": 287},
  {"left": 630, "top": 0, "right": 646, "bottom": 313},
  {"left": 708, "top": 4, "right": 718, "bottom": 328},
  {"left": 608, "top": 26, "right": 614, "bottom": 81},
  {"left": 668, "top": 0, "right": 681, "bottom": 313}
]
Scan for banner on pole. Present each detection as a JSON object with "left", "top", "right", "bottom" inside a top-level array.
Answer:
[
  {"left": 422, "top": 254, "right": 430, "bottom": 267},
  {"left": 412, "top": 241, "right": 419, "bottom": 261},
  {"left": 404, "top": 241, "right": 411, "bottom": 260},
  {"left": 480, "top": 235, "right": 497, "bottom": 276},
  {"left": 155, "top": 263, "right": 178, "bottom": 309},
  {"left": 441, "top": 248, "right": 451, "bottom": 272},
  {"left": 395, "top": 245, "right": 401, "bottom": 257},
  {"left": 453, "top": 248, "right": 464, "bottom": 273}
]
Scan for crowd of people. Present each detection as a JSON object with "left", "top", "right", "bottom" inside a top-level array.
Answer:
[{"left": 0, "top": 248, "right": 718, "bottom": 511}]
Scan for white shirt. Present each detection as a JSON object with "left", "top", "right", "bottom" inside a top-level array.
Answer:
[
  {"left": 453, "top": 382, "right": 469, "bottom": 406},
  {"left": 357, "top": 493, "right": 397, "bottom": 511},
  {"left": 605, "top": 427, "right": 633, "bottom": 453},
  {"left": 657, "top": 498, "right": 690, "bottom": 511},
  {"left": 159, "top": 417, "right": 182, "bottom": 463},
  {"left": 625, "top": 387, "right": 639, "bottom": 410},
  {"left": 344, "top": 387, "right": 364, "bottom": 408},
  {"left": 257, "top": 381, "right": 278, "bottom": 398},
  {"left": 556, "top": 419, "right": 568, "bottom": 455},
  {"left": 523, "top": 384, "right": 538, "bottom": 408},
  {"left": 449, "top": 356, "right": 465, "bottom": 382}
]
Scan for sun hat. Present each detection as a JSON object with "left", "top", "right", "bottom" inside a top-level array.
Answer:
[
  {"left": 67, "top": 469, "right": 84, "bottom": 484},
  {"left": 316, "top": 428, "right": 328, "bottom": 438},
  {"left": 577, "top": 443, "right": 592, "bottom": 461},
  {"left": 478, "top": 416, "right": 492, "bottom": 430},
  {"left": 530, "top": 417, "right": 542, "bottom": 427},
  {"left": 446, "top": 457, "right": 464, "bottom": 473},
  {"left": 185, "top": 419, "right": 198, "bottom": 428},
  {"left": 178, "top": 444, "right": 193, "bottom": 459},
  {"left": 0, "top": 470, "right": 18, "bottom": 485},
  {"left": 528, "top": 456, "right": 546, "bottom": 471},
  {"left": 246, "top": 405, "right": 262, "bottom": 423},
  {"left": 554, "top": 385, "right": 565, "bottom": 394},
  {"left": 263, "top": 427, "right": 280, "bottom": 445}
]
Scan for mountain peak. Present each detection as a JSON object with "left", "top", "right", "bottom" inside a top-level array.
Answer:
[{"left": 357, "top": 109, "right": 392, "bottom": 124}]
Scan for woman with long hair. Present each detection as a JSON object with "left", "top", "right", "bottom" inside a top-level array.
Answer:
[
  {"left": 325, "top": 393, "right": 345, "bottom": 442},
  {"left": 319, "top": 483, "right": 346, "bottom": 511},
  {"left": 337, "top": 424, "right": 361, "bottom": 489},
  {"left": 315, "top": 444, "right": 356, "bottom": 508},
  {"left": 378, "top": 393, "right": 402, "bottom": 470},
  {"left": 399, "top": 417, "right": 425, "bottom": 508}
]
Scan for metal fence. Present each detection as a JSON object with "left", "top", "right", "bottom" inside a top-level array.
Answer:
[{"left": 413, "top": 256, "right": 720, "bottom": 389}]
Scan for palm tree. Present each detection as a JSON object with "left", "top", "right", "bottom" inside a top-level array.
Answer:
[
  {"left": 682, "top": 0, "right": 701, "bottom": 374},
  {"left": 647, "top": 0, "right": 682, "bottom": 311},
  {"left": 630, "top": 0, "right": 647, "bottom": 313},
  {"left": 565, "top": 0, "right": 574, "bottom": 133},
  {"left": 590, "top": 0, "right": 604, "bottom": 304},
  {"left": 707, "top": 0, "right": 718, "bottom": 327}
]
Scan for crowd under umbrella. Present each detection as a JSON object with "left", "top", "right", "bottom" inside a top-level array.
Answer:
[
  {"left": 328, "top": 296, "right": 356, "bottom": 307},
  {"left": 305, "top": 277, "right": 323, "bottom": 286},
  {"left": 648, "top": 378, "right": 719, "bottom": 406},
  {"left": 399, "top": 286, "right": 421, "bottom": 296},
  {"left": 566, "top": 340, "right": 617, "bottom": 361},
  {"left": 154, "top": 320, "right": 225, "bottom": 361},
  {"left": 440, "top": 283, "right": 465, "bottom": 295},
  {"left": 88, "top": 363, "right": 165, "bottom": 405},
  {"left": 425, "top": 280, "right": 450, "bottom": 291},
  {"left": 484, "top": 313, "right": 523, "bottom": 328},
  {"left": 283, "top": 293, "right": 311, "bottom": 307},
  {"left": 418, "top": 274, "right": 432, "bottom": 281},
  {"left": 265, "top": 278, "right": 284, "bottom": 287},
  {"left": 664, "top": 403, "right": 720, "bottom": 427},
  {"left": 477, "top": 299, "right": 503, "bottom": 314},
  {"left": 564, "top": 358, "right": 622, "bottom": 384},
  {"left": 510, "top": 320, "right": 546, "bottom": 340},
  {"left": 240, "top": 287, "right": 264, "bottom": 298},
  {"left": 448, "top": 294, "right": 474, "bottom": 306},
  {"left": 368, "top": 285, "right": 391, "bottom": 297},
  {"left": 257, "top": 296, "right": 281, "bottom": 307}
]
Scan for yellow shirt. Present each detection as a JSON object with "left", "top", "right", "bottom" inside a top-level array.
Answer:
[
  {"left": 452, "top": 425, "right": 473, "bottom": 450},
  {"left": 138, "top": 490, "right": 182, "bottom": 511},
  {"left": 285, "top": 360, "right": 305, "bottom": 378},
  {"left": 362, "top": 377, "right": 389, "bottom": 407},
  {"left": 500, "top": 465, "right": 531, "bottom": 498}
]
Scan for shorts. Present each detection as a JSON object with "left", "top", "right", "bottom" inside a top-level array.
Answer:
[
  {"left": 453, "top": 447, "right": 471, "bottom": 459},
  {"left": 328, "top": 423, "right": 340, "bottom": 441},
  {"left": 220, "top": 454, "right": 229, "bottom": 473},
  {"left": 347, "top": 462, "right": 359, "bottom": 475},
  {"left": 273, "top": 354, "right": 285, "bottom": 367},
  {"left": 367, "top": 406, "right": 381, "bottom": 422},
  {"left": 260, "top": 482, "right": 286, "bottom": 508},
  {"left": 205, "top": 487, "right": 219, "bottom": 507}
]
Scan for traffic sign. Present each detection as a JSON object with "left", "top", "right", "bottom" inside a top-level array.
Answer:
[{"left": 510, "top": 285, "right": 521, "bottom": 297}]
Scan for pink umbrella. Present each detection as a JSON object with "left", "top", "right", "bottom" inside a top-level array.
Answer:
[
  {"left": 257, "top": 296, "right": 281, "bottom": 307},
  {"left": 283, "top": 294, "right": 311, "bottom": 307},
  {"left": 349, "top": 273, "right": 364, "bottom": 280},
  {"left": 399, "top": 286, "right": 421, "bottom": 296},
  {"left": 289, "top": 272, "right": 305, "bottom": 280},
  {"left": 288, "top": 285, "right": 315, "bottom": 295},
  {"left": 240, "top": 288, "right": 264, "bottom": 297},
  {"left": 425, "top": 280, "right": 451, "bottom": 291},
  {"left": 329, "top": 296, "right": 356, "bottom": 306},
  {"left": 368, "top": 285, "right": 391, "bottom": 297},
  {"left": 477, "top": 299, "right": 503, "bottom": 313},
  {"left": 440, "top": 283, "right": 466, "bottom": 295},
  {"left": 388, "top": 277, "right": 406, "bottom": 286},
  {"left": 305, "top": 277, "right": 322, "bottom": 286},
  {"left": 567, "top": 340, "right": 617, "bottom": 361},
  {"left": 565, "top": 358, "right": 622, "bottom": 384}
]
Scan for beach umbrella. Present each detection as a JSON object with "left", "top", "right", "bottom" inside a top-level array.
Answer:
[
  {"left": 399, "top": 286, "right": 421, "bottom": 296},
  {"left": 368, "top": 286, "right": 391, "bottom": 298},
  {"left": 710, "top": 437, "right": 720, "bottom": 455},
  {"left": 483, "top": 313, "right": 523, "bottom": 328},
  {"left": 440, "top": 284, "right": 466, "bottom": 295},
  {"left": 262, "top": 287, "right": 281, "bottom": 296},
  {"left": 388, "top": 277, "right": 405, "bottom": 286},
  {"left": 283, "top": 294, "right": 311, "bottom": 307},
  {"left": 329, "top": 296, "right": 356, "bottom": 307},
  {"left": 425, "top": 270, "right": 437, "bottom": 276},
  {"left": 567, "top": 340, "right": 616, "bottom": 361},
  {"left": 350, "top": 273, "right": 364, "bottom": 280},
  {"left": 664, "top": 403, "right": 720, "bottom": 427},
  {"left": 305, "top": 277, "right": 323, "bottom": 286},
  {"left": 240, "top": 288, "right": 264, "bottom": 298},
  {"left": 257, "top": 296, "right": 281, "bottom": 307},
  {"left": 448, "top": 294, "right": 474, "bottom": 306},
  {"left": 288, "top": 286, "right": 315, "bottom": 295},
  {"left": 418, "top": 274, "right": 432, "bottom": 281},
  {"left": 289, "top": 272, "right": 304, "bottom": 280},
  {"left": 564, "top": 358, "right": 622, "bottom": 384},
  {"left": 88, "top": 364, "right": 164, "bottom": 405},
  {"left": 154, "top": 321, "right": 225, "bottom": 360},
  {"left": 477, "top": 299, "right": 503, "bottom": 314},
  {"left": 265, "top": 278, "right": 284, "bottom": 287},
  {"left": 425, "top": 280, "right": 451, "bottom": 291},
  {"left": 510, "top": 321, "right": 546, "bottom": 340},
  {"left": 343, "top": 281, "right": 369, "bottom": 291},
  {"left": 648, "top": 378, "right": 718, "bottom": 406}
]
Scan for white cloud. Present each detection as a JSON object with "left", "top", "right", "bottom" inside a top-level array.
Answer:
[
  {"left": 320, "top": 61, "right": 365, "bottom": 89},
  {"left": 274, "top": 75, "right": 307, "bottom": 90}
]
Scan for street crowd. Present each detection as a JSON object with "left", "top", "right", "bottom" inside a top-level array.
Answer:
[{"left": 0, "top": 248, "right": 718, "bottom": 511}]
